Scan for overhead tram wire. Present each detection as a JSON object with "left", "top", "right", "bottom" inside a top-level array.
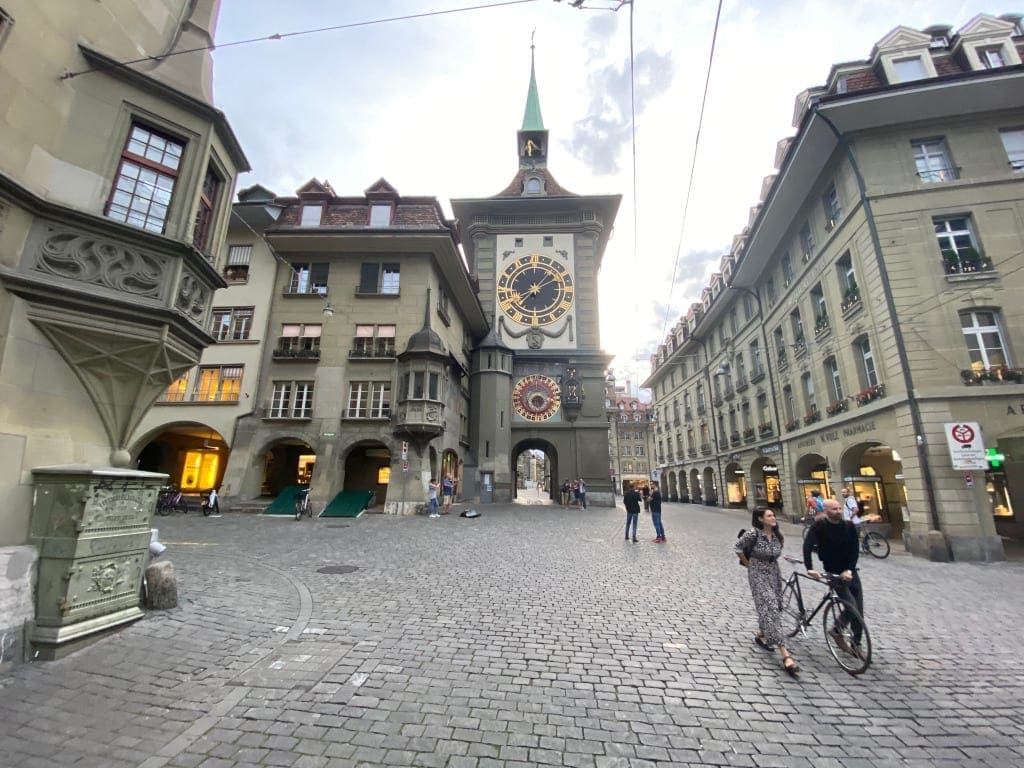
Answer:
[
  {"left": 661, "top": 0, "right": 723, "bottom": 341},
  {"left": 60, "top": 0, "right": 542, "bottom": 80}
]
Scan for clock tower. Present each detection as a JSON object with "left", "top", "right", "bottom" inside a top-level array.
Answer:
[{"left": 453, "top": 47, "right": 621, "bottom": 505}]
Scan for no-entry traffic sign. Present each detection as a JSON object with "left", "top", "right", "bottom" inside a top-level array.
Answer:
[{"left": 944, "top": 422, "right": 988, "bottom": 470}]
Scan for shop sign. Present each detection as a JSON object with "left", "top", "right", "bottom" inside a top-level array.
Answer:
[
  {"left": 944, "top": 422, "right": 988, "bottom": 470},
  {"left": 821, "top": 420, "right": 877, "bottom": 443},
  {"left": 761, "top": 463, "right": 779, "bottom": 474},
  {"left": 401, "top": 441, "right": 409, "bottom": 460},
  {"left": 761, "top": 443, "right": 782, "bottom": 454}
]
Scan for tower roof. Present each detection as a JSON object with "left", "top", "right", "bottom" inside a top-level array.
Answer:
[{"left": 521, "top": 46, "right": 545, "bottom": 131}]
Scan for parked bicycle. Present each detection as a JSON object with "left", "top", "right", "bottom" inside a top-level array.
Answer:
[
  {"left": 200, "top": 488, "right": 219, "bottom": 517},
  {"left": 803, "top": 517, "right": 890, "bottom": 559},
  {"left": 155, "top": 485, "right": 188, "bottom": 516},
  {"left": 779, "top": 554, "right": 872, "bottom": 675},
  {"left": 294, "top": 488, "right": 313, "bottom": 520},
  {"left": 858, "top": 527, "right": 890, "bottom": 558}
]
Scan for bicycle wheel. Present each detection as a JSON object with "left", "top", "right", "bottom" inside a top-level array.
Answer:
[
  {"left": 305, "top": 501, "right": 314, "bottom": 518},
  {"left": 174, "top": 497, "right": 188, "bottom": 515},
  {"left": 864, "top": 531, "right": 890, "bottom": 559},
  {"left": 156, "top": 501, "right": 171, "bottom": 517},
  {"left": 295, "top": 501, "right": 302, "bottom": 521},
  {"left": 822, "top": 598, "right": 872, "bottom": 675},
  {"left": 780, "top": 579, "right": 805, "bottom": 638}
]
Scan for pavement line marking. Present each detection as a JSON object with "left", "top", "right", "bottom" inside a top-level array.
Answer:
[{"left": 136, "top": 686, "right": 247, "bottom": 768}]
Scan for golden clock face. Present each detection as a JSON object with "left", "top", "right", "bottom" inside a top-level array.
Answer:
[
  {"left": 497, "top": 253, "right": 574, "bottom": 326},
  {"left": 512, "top": 374, "right": 561, "bottom": 421}
]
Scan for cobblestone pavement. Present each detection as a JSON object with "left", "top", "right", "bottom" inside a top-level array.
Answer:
[{"left": 2, "top": 501, "right": 1024, "bottom": 768}]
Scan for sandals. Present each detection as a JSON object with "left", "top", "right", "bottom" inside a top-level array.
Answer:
[
  {"left": 754, "top": 634, "right": 774, "bottom": 651},
  {"left": 783, "top": 656, "right": 800, "bottom": 676}
]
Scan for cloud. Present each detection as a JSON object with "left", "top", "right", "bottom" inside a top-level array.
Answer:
[{"left": 565, "top": 47, "right": 674, "bottom": 175}]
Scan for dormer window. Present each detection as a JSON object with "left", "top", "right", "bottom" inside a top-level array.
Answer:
[
  {"left": 369, "top": 203, "right": 392, "bottom": 226},
  {"left": 524, "top": 176, "right": 544, "bottom": 194},
  {"left": 300, "top": 205, "right": 322, "bottom": 226},
  {"left": 978, "top": 45, "right": 1007, "bottom": 69},
  {"left": 892, "top": 56, "right": 928, "bottom": 82}
]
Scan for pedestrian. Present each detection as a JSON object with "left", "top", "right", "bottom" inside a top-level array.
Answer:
[
  {"left": 806, "top": 489, "right": 824, "bottom": 522},
  {"left": 649, "top": 481, "right": 665, "bottom": 542},
  {"left": 427, "top": 478, "right": 440, "bottom": 517},
  {"left": 840, "top": 488, "right": 859, "bottom": 522},
  {"left": 576, "top": 478, "right": 587, "bottom": 510},
  {"left": 641, "top": 484, "right": 650, "bottom": 512},
  {"left": 804, "top": 498, "right": 865, "bottom": 658},
  {"left": 735, "top": 506, "right": 799, "bottom": 676},
  {"left": 442, "top": 475, "right": 455, "bottom": 513},
  {"left": 560, "top": 479, "right": 571, "bottom": 508},
  {"left": 623, "top": 484, "right": 641, "bottom": 542}
]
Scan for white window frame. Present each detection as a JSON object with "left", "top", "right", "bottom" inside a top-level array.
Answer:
[
  {"left": 859, "top": 337, "right": 878, "bottom": 388},
  {"left": 211, "top": 307, "right": 254, "bottom": 342},
  {"left": 347, "top": 381, "right": 391, "bottom": 419},
  {"left": 825, "top": 357, "right": 843, "bottom": 402},
  {"left": 912, "top": 138, "right": 957, "bottom": 182},
  {"left": 960, "top": 310, "right": 1009, "bottom": 371},
  {"left": 999, "top": 128, "right": 1024, "bottom": 172}
]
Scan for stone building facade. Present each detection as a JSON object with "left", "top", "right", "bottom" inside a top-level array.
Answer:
[
  {"left": 604, "top": 378, "right": 656, "bottom": 494},
  {"left": 0, "top": 0, "right": 247, "bottom": 663},
  {"left": 644, "top": 13, "right": 1024, "bottom": 561}
]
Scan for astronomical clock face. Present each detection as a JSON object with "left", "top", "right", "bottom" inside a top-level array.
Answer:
[
  {"left": 512, "top": 374, "right": 561, "bottom": 422},
  {"left": 497, "top": 254, "right": 574, "bottom": 326}
]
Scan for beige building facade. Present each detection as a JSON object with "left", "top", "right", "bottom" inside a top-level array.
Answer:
[
  {"left": 645, "top": 13, "right": 1024, "bottom": 561},
  {"left": 0, "top": 0, "right": 247, "bottom": 662}
]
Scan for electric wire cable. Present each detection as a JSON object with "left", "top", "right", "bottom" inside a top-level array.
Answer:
[{"left": 661, "top": 0, "right": 723, "bottom": 340}]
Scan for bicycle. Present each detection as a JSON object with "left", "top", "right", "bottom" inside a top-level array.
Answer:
[
  {"left": 858, "top": 527, "right": 890, "bottom": 558},
  {"left": 155, "top": 486, "right": 188, "bottom": 516},
  {"left": 779, "top": 554, "right": 872, "bottom": 675},
  {"left": 294, "top": 488, "right": 313, "bottom": 520}
]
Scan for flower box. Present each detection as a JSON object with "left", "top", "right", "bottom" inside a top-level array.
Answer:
[
  {"left": 785, "top": 418, "right": 801, "bottom": 432},
  {"left": 826, "top": 399, "right": 848, "bottom": 416},
  {"left": 854, "top": 383, "right": 885, "bottom": 405},
  {"left": 742, "top": 427, "right": 755, "bottom": 439},
  {"left": 960, "top": 366, "right": 1024, "bottom": 385},
  {"left": 758, "top": 422, "right": 773, "bottom": 436},
  {"left": 804, "top": 408, "right": 820, "bottom": 424}
]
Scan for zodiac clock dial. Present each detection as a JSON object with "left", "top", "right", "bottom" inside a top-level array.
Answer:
[
  {"left": 512, "top": 374, "right": 561, "bottom": 422},
  {"left": 497, "top": 253, "right": 574, "bottom": 326}
]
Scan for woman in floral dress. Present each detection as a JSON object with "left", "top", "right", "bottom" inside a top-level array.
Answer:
[{"left": 735, "top": 507, "right": 799, "bottom": 676}]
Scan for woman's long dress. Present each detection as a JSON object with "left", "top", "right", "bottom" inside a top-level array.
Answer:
[{"left": 735, "top": 529, "right": 785, "bottom": 646}]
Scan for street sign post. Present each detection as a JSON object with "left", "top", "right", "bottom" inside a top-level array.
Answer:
[{"left": 944, "top": 422, "right": 988, "bottom": 470}]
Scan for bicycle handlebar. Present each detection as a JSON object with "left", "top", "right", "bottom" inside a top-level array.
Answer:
[{"left": 782, "top": 554, "right": 849, "bottom": 584}]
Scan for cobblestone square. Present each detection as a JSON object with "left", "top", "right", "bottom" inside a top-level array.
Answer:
[{"left": 2, "top": 502, "right": 1023, "bottom": 767}]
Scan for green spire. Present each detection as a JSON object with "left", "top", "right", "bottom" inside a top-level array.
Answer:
[{"left": 521, "top": 43, "right": 544, "bottom": 131}]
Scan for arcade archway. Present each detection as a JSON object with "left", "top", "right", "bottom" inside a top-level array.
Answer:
[
  {"left": 839, "top": 442, "right": 906, "bottom": 538},
  {"left": 135, "top": 422, "right": 228, "bottom": 493},
  {"left": 257, "top": 437, "right": 317, "bottom": 497},
  {"left": 795, "top": 452, "right": 832, "bottom": 511},
  {"left": 748, "top": 455, "right": 782, "bottom": 509},
  {"left": 724, "top": 462, "right": 746, "bottom": 508},
  {"left": 512, "top": 439, "right": 557, "bottom": 503},
  {"left": 343, "top": 441, "right": 392, "bottom": 508},
  {"left": 703, "top": 466, "right": 718, "bottom": 505},
  {"left": 689, "top": 468, "right": 702, "bottom": 503}
]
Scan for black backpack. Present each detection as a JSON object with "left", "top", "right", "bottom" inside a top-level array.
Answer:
[{"left": 737, "top": 528, "right": 755, "bottom": 564}]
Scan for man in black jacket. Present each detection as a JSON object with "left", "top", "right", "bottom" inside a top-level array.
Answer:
[
  {"left": 623, "top": 485, "right": 641, "bottom": 543},
  {"left": 804, "top": 497, "right": 865, "bottom": 654},
  {"left": 649, "top": 482, "right": 665, "bottom": 543}
]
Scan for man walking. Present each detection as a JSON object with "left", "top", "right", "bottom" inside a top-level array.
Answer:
[
  {"left": 623, "top": 484, "right": 641, "bottom": 543},
  {"left": 649, "top": 481, "right": 665, "bottom": 543},
  {"left": 841, "top": 488, "right": 859, "bottom": 522},
  {"left": 804, "top": 498, "right": 864, "bottom": 655}
]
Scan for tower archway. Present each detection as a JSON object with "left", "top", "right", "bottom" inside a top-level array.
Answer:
[{"left": 511, "top": 439, "right": 557, "bottom": 504}]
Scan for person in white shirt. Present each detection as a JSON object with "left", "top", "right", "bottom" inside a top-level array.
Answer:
[{"left": 841, "top": 488, "right": 860, "bottom": 525}]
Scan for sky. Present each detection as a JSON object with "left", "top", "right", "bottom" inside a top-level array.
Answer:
[{"left": 211, "top": 0, "right": 986, "bottom": 395}]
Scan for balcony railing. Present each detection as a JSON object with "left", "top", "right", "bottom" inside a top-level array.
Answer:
[
  {"left": 840, "top": 288, "right": 861, "bottom": 314},
  {"left": 157, "top": 392, "right": 240, "bottom": 404},
  {"left": 730, "top": 432, "right": 741, "bottom": 447},
  {"left": 742, "top": 427, "right": 756, "bottom": 441},
  {"left": 758, "top": 422, "right": 773, "bottom": 437},
  {"left": 700, "top": 443, "right": 712, "bottom": 455},
  {"left": 349, "top": 339, "right": 396, "bottom": 358},
  {"left": 735, "top": 374, "right": 749, "bottom": 392},
  {"left": 687, "top": 448, "right": 697, "bottom": 458},
  {"left": 750, "top": 366, "right": 765, "bottom": 384},
  {"left": 918, "top": 166, "right": 960, "bottom": 183},
  {"left": 273, "top": 347, "right": 321, "bottom": 360}
]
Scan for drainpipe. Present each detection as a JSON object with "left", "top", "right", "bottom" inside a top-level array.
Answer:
[{"left": 812, "top": 105, "right": 943, "bottom": 538}]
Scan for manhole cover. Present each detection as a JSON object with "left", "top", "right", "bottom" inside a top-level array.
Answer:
[{"left": 317, "top": 565, "right": 358, "bottom": 574}]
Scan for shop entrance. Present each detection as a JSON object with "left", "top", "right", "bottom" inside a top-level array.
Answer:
[
  {"left": 259, "top": 438, "right": 316, "bottom": 497},
  {"left": 839, "top": 442, "right": 906, "bottom": 538},
  {"left": 135, "top": 422, "right": 228, "bottom": 495},
  {"left": 795, "top": 452, "right": 832, "bottom": 517},
  {"left": 724, "top": 462, "right": 746, "bottom": 508},
  {"left": 749, "top": 456, "right": 782, "bottom": 510}
]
